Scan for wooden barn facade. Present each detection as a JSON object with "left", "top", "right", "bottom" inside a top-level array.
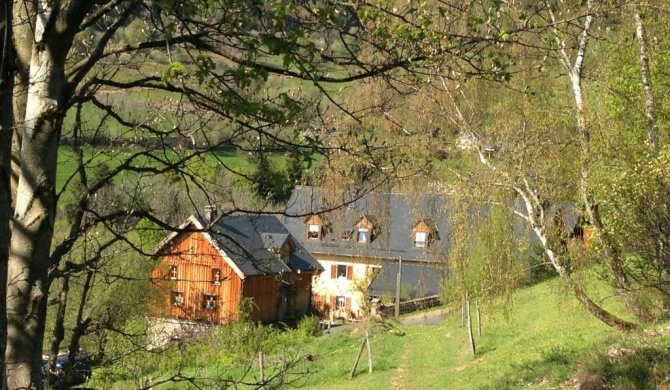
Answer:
[{"left": 150, "top": 213, "right": 322, "bottom": 324}]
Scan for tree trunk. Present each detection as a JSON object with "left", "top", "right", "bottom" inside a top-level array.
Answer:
[
  {"left": 551, "top": 0, "right": 631, "bottom": 293},
  {"left": 518, "top": 189, "right": 639, "bottom": 331},
  {"left": 64, "top": 271, "right": 94, "bottom": 386},
  {"left": 6, "top": 6, "right": 69, "bottom": 388},
  {"left": 536, "top": 226, "right": 638, "bottom": 331},
  {"left": 6, "top": 105, "right": 62, "bottom": 389},
  {"left": 47, "top": 275, "right": 69, "bottom": 385},
  {"left": 633, "top": 6, "right": 658, "bottom": 152},
  {"left": 0, "top": 2, "right": 14, "bottom": 386},
  {"left": 4, "top": 0, "right": 94, "bottom": 386}
]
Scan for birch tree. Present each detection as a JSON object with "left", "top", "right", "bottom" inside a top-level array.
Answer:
[
  {"left": 425, "top": 1, "right": 670, "bottom": 328},
  {"left": 368, "top": 0, "right": 645, "bottom": 330},
  {"left": 0, "top": 0, "right": 525, "bottom": 388}
]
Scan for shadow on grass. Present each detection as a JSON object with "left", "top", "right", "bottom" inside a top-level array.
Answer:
[{"left": 480, "top": 345, "right": 577, "bottom": 390}]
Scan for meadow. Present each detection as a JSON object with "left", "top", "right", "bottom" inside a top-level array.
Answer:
[{"left": 95, "top": 276, "right": 670, "bottom": 389}]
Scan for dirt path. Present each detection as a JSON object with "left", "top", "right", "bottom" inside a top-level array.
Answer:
[
  {"left": 401, "top": 308, "right": 449, "bottom": 326},
  {"left": 389, "top": 308, "right": 449, "bottom": 389},
  {"left": 389, "top": 345, "right": 409, "bottom": 390}
]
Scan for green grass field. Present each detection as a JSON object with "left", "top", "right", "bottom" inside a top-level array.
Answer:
[
  {"left": 298, "top": 277, "right": 627, "bottom": 390},
  {"left": 56, "top": 146, "right": 284, "bottom": 183},
  {"left": 93, "top": 272, "right": 670, "bottom": 390}
]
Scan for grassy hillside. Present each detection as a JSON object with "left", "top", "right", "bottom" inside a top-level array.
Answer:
[
  {"left": 300, "top": 277, "right": 627, "bottom": 390},
  {"left": 55, "top": 146, "right": 295, "bottom": 200},
  {"left": 98, "top": 277, "right": 670, "bottom": 390}
]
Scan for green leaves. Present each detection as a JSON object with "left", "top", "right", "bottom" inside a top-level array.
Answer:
[{"left": 161, "top": 61, "right": 185, "bottom": 84}]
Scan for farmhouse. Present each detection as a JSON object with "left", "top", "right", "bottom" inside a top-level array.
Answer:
[
  {"left": 281, "top": 186, "right": 453, "bottom": 320},
  {"left": 149, "top": 211, "right": 323, "bottom": 325}
]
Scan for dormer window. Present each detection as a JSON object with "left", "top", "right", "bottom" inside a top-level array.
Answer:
[
  {"left": 355, "top": 216, "right": 375, "bottom": 244},
  {"left": 305, "top": 214, "right": 324, "bottom": 240},
  {"left": 414, "top": 232, "right": 427, "bottom": 248},
  {"left": 308, "top": 224, "right": 321, "bottom": 239},
  {"left": 412, "top": 220, "right": 436, "bottom": 248},
  {"left": 357, "top": 228, "right": 369, "bottom": 243}
]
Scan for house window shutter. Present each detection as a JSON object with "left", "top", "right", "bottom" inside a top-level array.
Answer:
[
  {"left": 330, "top": 296, "right": 336, "bottom": 311},
  {"left": 347, "top": 266, "right": 353, "bottom": 280},
  {"left": 345, "top": 297, "right": 351, "bottom": 313},
  {"left": 331, "top": 264, "right": 337, "bottom": 279}
]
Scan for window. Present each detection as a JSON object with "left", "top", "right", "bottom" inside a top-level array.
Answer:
[
  {"left": 189, "top": 238, "right": 197, "bottom": 255},
  {"left": 336, "top": 296, "right": 346, "bottom": 309},
  {"left": 357, "top": 228, "right": 369, "bottom": 243},
  {"left": 212, "top": 268, "right": 221, "bottom": 285},
  {"left": 171, "top": 291, "right": 184, "bottom": 306},
  {"left": 341, "top": 229, "right": 354, "bottom": 240},
  {"left": 203, "top": 294, "right": 217, "bottom": 310},
  {"left": 307, "top": 224, "right": 321, "bottom": 239},
  {"left": 336, "top": 264, "right": 348, "bottom": 278},
  {"left": 415, "top": 231, "right": 427, "bottom": 248},
  {"left": 169, "top": 265, "right": 178, "bottom": 280}
]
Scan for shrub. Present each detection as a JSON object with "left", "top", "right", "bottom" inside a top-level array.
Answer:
[{"left": 297, "top": 315, "right": 322, "bottom": 338}]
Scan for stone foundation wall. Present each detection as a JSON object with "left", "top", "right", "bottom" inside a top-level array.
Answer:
[{"left": 147, "top": 317, "right": 211, "bottom": 349}]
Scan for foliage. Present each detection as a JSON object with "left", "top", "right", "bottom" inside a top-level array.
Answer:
[{"left": 5, "top": 0, "right": 670, "bottom": 387}]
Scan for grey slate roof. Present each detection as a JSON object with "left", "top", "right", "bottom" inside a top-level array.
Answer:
[
  {"left": 368, "top": 262, "right": 446, "bottom": 299},
  {"left": 282, "top": 186, "right": 579, "bottom": 266},
  {"left": 282, "top": 186, "right": 463, "bottom": 263},
  {"left": 211, "top": 214, "right": 323, "bottom": 277}
]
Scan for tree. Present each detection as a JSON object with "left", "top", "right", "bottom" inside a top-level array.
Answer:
[
  {"left": 436, "top": 1, "right": 639, "bottom": 330},
  {"left": 0, "top": 1, "right": 518, "bottom": 388},
  {"left": 394, "top": 0, "right": 670, "bottom": 330}
]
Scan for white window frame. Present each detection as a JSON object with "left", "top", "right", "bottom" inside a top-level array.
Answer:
[
  {"left": 169, "top": 265, "right": 178, "bottom": 280},
  {"left": 415, "top": 231, "right": 427, "bottom": 247},
  {"left": 212, "top": 268, "right": 221, "bottom": 285},
  {"left": 357, "top": 228, "right": 369, "bottom": 243},
  {"left": 336, "top": 296, "right": 346, "bottom": 309},
  {"left": 308, "top": 224, "right": 321, "bottom": 239}
]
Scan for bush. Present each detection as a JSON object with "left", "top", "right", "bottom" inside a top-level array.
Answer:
[{"left": 297, "top": 315, "right": 322, "bottom": 338}]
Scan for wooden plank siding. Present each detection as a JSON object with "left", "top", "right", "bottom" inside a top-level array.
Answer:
[
  {"left": 150, "top": 224, "right": 319, "bottom": 325},
  {"left": 242, "top": 275, "right": 281, "bottom": 323},
  {"left": 293, "top": 273, "right": 314, "bottom": 318},
  {"left": 150, "top": 231, "right": 242, "bottom": 324}
]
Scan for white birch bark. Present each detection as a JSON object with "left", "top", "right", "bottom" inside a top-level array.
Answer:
[
  {"left": 545, "top": 0, "right": 631, "bottom": 291},
  {"left": 633, "top": 5, "right": 658, "bottom": 152},
  {"left": 5, "top": 1, "right": 81, "bottom": 387}
]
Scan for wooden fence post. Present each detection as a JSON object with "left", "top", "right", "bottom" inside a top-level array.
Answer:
[
  {"left": 461, "top": 301, "right": 466, "bottom": 327},
  {"left": 476, "top": 301, "right": 482, "bottom": 337},
  {"left": 365, "top": 330, "right": 373, "bottom": 373},
  {"left": 466, "top": 293, "right": 476, "bottom": 356},
  {"left": 259, "top": 351, "right": 265, "bottom": 389},
  {"left": 350, "top": 335, "right": 367, "bottom": 378}
]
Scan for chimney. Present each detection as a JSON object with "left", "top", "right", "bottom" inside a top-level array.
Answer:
[{"left": 203, "top": 205, "right": 217, "bottom": 224}]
